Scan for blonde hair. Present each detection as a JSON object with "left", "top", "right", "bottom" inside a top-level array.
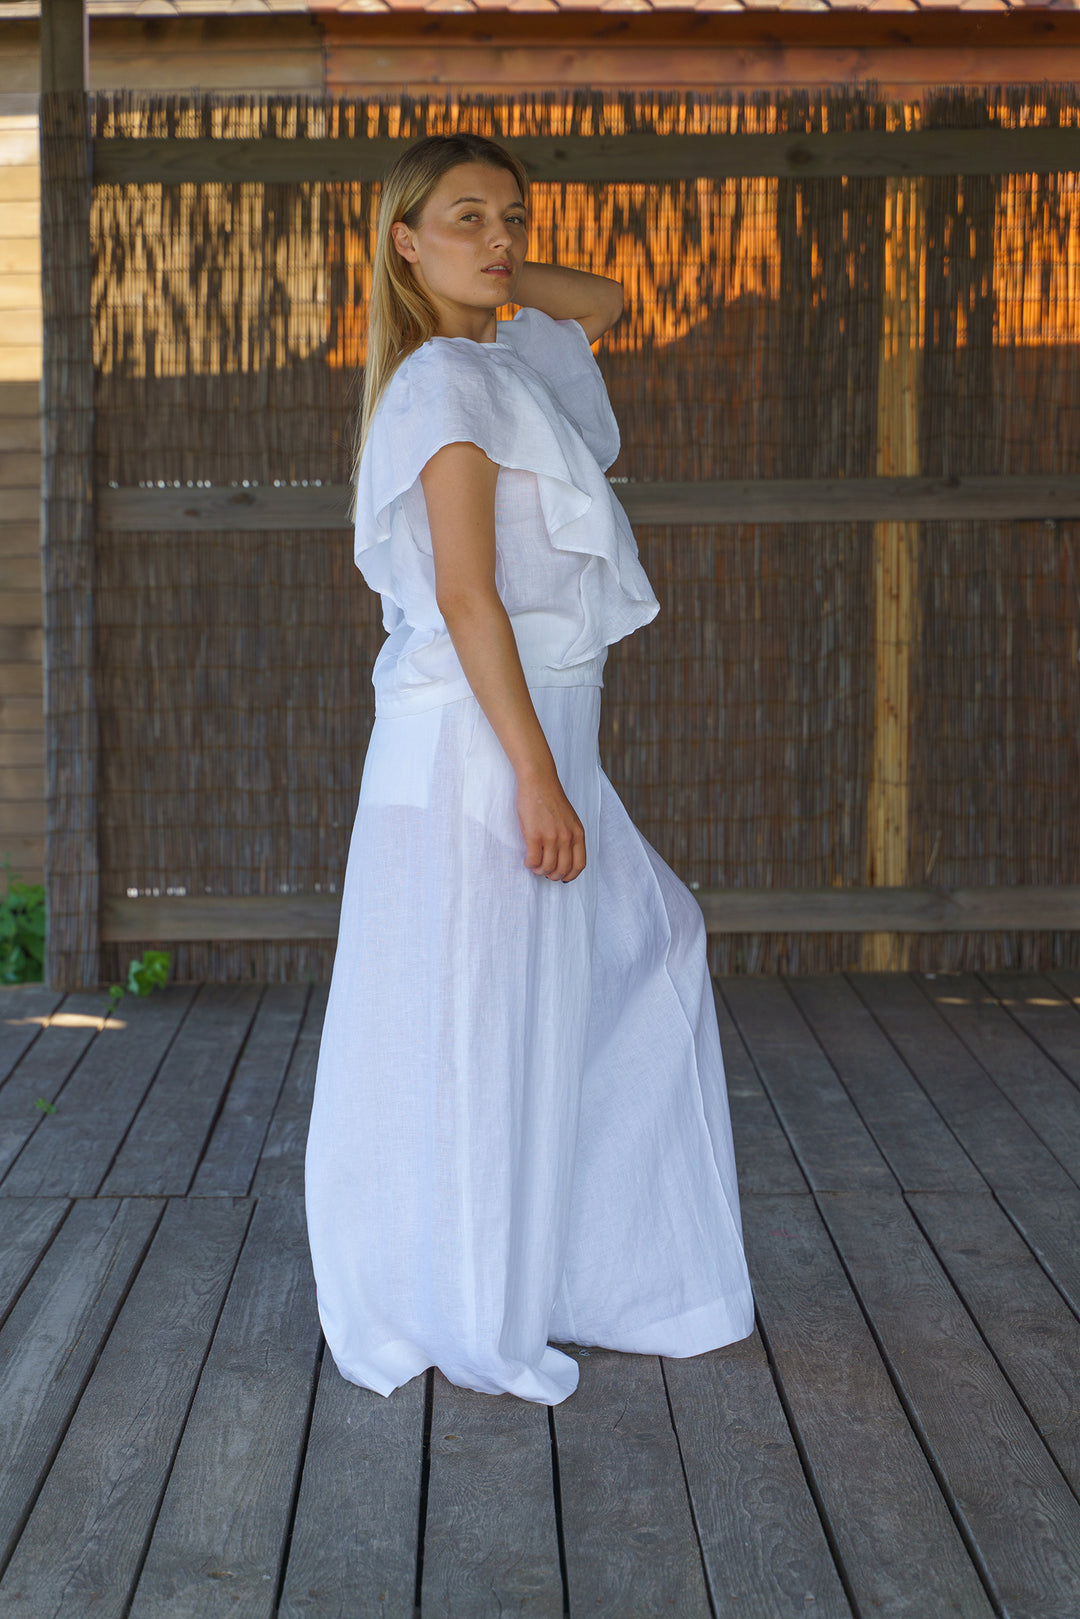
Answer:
[{"left": 349, "top": 133, "right": 530, "bottom": 521}]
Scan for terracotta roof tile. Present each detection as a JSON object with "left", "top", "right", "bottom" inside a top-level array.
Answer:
[{"left": 3, "top": 0, "right": 1069, "bottom": 18}]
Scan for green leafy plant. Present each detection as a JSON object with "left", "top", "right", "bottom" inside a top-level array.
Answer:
[
  {"left": 106, "top": 949, "right": 172, "bottom": 1016},
  {"left": 0, "top": 854, "right": 46, "bottom": 985}
]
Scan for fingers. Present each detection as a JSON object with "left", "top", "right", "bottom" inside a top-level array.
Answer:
[
  {"left": 524, "top": 821, "right": 586, "bottom": 882},
  {"left": 517, "top": 779, "right": 587, "bottom": 882}
]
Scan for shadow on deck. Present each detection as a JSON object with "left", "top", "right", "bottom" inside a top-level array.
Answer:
[{"left": 0, "top": 969, "right": 1079, "bottom": 1616}]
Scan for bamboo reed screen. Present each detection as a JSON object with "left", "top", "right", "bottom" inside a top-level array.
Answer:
[{"left": 87, "top": 87, "right": 1080, "bottom": 982}]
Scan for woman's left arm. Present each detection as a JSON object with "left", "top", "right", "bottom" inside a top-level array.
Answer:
[{"left": 512, "top": 261, "right": 623, "bottom": 344}]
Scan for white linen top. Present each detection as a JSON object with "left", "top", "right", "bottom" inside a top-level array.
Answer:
[{"left": 353, "top": 305, "right": 661, "bottom": 716}]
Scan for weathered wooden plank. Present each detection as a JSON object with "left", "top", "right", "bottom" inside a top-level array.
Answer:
[
  {"left": 996, "top": 1190, "right": 1080, "bottom": 1322},
  {"left": 98, "top": 983, "right": 263, "bottom": 1198},
  {"left": 818, "top": 1190, "right": 1080, "bottom": 1618},
  {"left": 0, "top": 983, "right": 197, "bottom": 1197},
  {"left": 742, "top": 1193, "right": 994, "bottom": 1618},
  {"left": 984, "top": 968, "right": 1080, "bottom": 1092},
  {"left": 712, "top": 983, "right": 807, "bottom": 1196},
  {"left": 0, "top": 991, "right": 114, "bottom": 1185},
  {"left": 127, "top": 1197, "right": 322, "bottom": 1619},
  {"left": 0, "top": 1197, "right": 68, "bottom": 1326},
  {"left": 0, "top": 985, "right": 63, "bottom": 1083},
  {"left": 278, "top": 1353, "right": 424, "bottom": 1619},
  {"left": 697, "top": 882, "right": 1080, "bottom": 932},
  {"left": 662, "top": 1327, "right": 852, "bottom": 1618},
  {"left": 102, "top": 883, "right": 1080, "bottom": 943},
  {"left": 92, "top": 126, "right": 1080, "bottom": 187},
  {"left": 909, "top": 1189, "right": 1080, "bottom": 1498},
  {"left": 96, "top": 476, "right": 1080, "bottom": 536},
  {"left": 916, "top": 972, "right": 1080, "bottom": 1187},
  {"left": 862, "top": 170, "right": 922, "bottom": 975},
  {"left": 104, "top": 892, "right": 336, "bottom": 942},
  {"left": 551, "top": 1346, "right": 711, "bottom": 1616},
  {"left": 719, "top": 976, "right": 897, "bottom": 1192},
  {"left": 419, "top": 1370, "right": 562, "bottom": 1616},
  {"left": 250, "top": 985, "right": 327, "bottom": 1199},
  {"left": 848, "top": 973, "right": 1075, "bottom": 1195},
  {"left": 40, "top": 88, "right": 98, "bottom": 990},
  {"left": 191, "top": 984, "right": 309, "bottom": 1197},
  {"left": 0, "top": 1197, "right": 163, "bottom": 1570},
  {"left": 40, "top": 0, "right": 87, "bottom": 96},
  {"left": 786, "top": 973, "right": 985, "bottom": 1193},
  {"left": 0, "top": 1197, "right": 251, "bottom": 1619}
]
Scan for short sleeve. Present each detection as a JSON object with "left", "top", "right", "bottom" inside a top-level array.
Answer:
[
  {"left": 496, "top": 307, "right": 621, "bottom": 470},
  {"left": 353, "top": 333, "right": 658, "bottom": 667}
]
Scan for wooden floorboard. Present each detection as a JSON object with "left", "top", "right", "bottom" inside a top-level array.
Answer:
[
  {"left": 0, "top": 984, "right": 197, "bottom": 1197},
  {"left": 720, "top": 975, "right": 900, "bottom": 1193},
  {"left": 662, "top": 1324, "right": 852, "bottom": 1619},
  {"left": 191, "top": 983, "right": 309, "bottom": 1198},
  {"left": 907, "top": 1188, "right": 1080, "bottom": 1496},
  {"left": 916, "top": 970, "right": 1080, "bottom": 1186},
  {"left": 0, "top": 992, "right": 117, "bottom": 1185},
  {"left": 551, "top": 1345, "right": 712, "bottom": 1616},
  {"left": 0, "top": 1197, "right": 67, "bottom": 1327},
  {"left": 0, "top": 1198, "right": 165, "bottom": 1575},
  {"left": 100, "top": 983, "right": 263, "bottom": 1198},
  {"left": 126, "top": 1197, "right": 321, "bottom": 1619},
  {"left": 277, "top": 1353, "right": 425, "bottom": 1619},
  {"left": 785, "top": 972, "right": 987, "bottom": 1193},
  {"left": 421, "top": 1371, "right": 563, "bottom": 1617},
  {"left": 1, "top": 971, "right": 1079, "bottom": 1615},
  {"left": 0, "top": 1198, "right": 251, "bottom": 1619},
  {"left": 0, "top": 985, "right": 65, "bottom": 1083},
  {"left": 818, "top": 1190, "right": 1080, "bottom": 1619},
  {"left": 986, "top": 967, "right": 1080, "bottom": 1092}
]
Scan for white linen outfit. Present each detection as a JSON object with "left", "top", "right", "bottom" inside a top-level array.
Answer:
[{"left": 303, "top": 306, "right": 755, "bottom": 1405}]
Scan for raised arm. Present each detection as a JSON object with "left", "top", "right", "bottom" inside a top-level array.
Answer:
[
  {"left": 419, "top": 439, "right": 586, "bottom": 883},
  {"left": 512, "top": 261, "right": 623, "bottom": 345}
]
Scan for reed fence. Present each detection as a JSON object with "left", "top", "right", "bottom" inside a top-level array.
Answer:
[{"left": 40, "top": 85, "right": 1080, "bottom": 986}]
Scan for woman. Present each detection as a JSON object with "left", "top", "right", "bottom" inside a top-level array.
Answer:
[{"left": 304, "top": 132, "right": 754, "bottom": 1406}]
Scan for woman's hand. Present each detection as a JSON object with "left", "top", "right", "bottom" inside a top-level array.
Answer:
[
  {"left": 516, "top": 769, "right": 586, "bottom": 883},
  {"left": 512, "top": 262, "right": 623, "bottom": 344}
]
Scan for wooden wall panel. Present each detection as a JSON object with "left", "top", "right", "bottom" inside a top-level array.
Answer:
[{"left": 0, "top": 94, "right": 43, "bottom": 888}]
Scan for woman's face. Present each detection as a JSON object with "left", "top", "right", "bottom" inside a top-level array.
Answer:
[{"left": 390, "top": 161, "right": 528, "bottom": 329}]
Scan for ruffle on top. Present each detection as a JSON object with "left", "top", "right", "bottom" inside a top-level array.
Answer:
[{"left": 353, "top": 306, "right": 660, "bottom": 715}]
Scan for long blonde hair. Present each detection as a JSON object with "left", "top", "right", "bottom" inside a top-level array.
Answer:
[{"left": 349, "top": 133, "right": 530, "bottom": 521}]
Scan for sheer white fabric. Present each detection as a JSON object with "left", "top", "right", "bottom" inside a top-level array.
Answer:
[{"left": 303, "top": 307, "right": 755, "bottom": 1405}]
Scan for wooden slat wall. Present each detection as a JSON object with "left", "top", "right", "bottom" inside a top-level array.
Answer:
[{"left": 0, "top": 97, "right": 44, "bottom": 887}]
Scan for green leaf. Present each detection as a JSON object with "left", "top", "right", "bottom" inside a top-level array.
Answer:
[{"left": 126, "top": 950, "right": 171, "bottom": 996}]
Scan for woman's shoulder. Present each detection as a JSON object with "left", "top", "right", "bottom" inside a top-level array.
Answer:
[
  {"left": 370, "top": 306, "right": 620, "bottom": 469},
  {"left": 496, "top": 305, "right": 598, "bottom": 372}
]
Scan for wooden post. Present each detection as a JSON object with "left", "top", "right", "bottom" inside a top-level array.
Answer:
[
  {"left": 40, "top": 0, "right": 99, "bottom": 988},
  {"left": 862, "top": 173, "right": 923, "bottom": 973}
]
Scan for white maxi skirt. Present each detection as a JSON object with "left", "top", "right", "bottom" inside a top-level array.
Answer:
[{"left": 304, "top": 659, "right": 755, "bottom": 1406}]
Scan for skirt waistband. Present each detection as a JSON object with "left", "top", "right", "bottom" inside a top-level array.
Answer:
[{"left": 373, "top": 649, "right": 609, "bottom": 718}]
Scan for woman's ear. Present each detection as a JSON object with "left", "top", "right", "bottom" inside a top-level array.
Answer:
[{"left": 390, "top": 221, "right": 418, "bottom": 263}]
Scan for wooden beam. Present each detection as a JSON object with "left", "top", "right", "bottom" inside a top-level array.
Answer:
[
  {"left": 40, "top": 0, "right": 87, "bottom": 96},
  {"left": 40, "top": 87, "right": 99, "bottom": 992},
  {"left": 92, "top": 128, "right": 1080, "bottom": 189},
  {"left": 96, "top": 476, "right": 1080, "bottom": 534},
  {"left": 100, "top": 886, "right": 1080, "bottom": 943},
  {"left": 864, "top": 174, "right": 924, "bottom": 973},
  {"left": 325, "top": 46, "right": 1080, "bottom": 99}
]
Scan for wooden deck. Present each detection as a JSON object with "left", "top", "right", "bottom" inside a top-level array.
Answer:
[{"left": 1, "top": 970, "right": 1080, "bottom": 1617}]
